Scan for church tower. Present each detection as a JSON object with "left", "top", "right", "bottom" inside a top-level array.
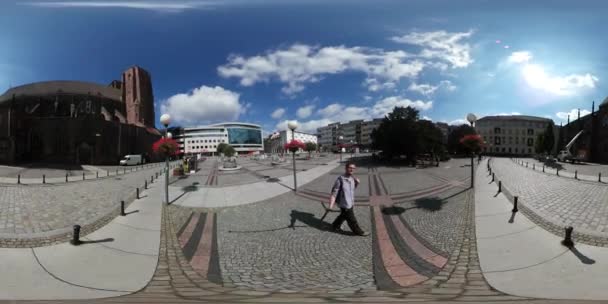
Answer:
[{"left": 122, "top": 66, "right": 155, "bottom": 127}]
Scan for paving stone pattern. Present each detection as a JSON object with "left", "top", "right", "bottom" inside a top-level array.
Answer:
[
  {"left": 491, "top": 158, "right": 608, "bottom": 245},
  {"left": 0, "top": 164, "right": 174, "bottom": 242},
  {"left": 216, "top": 190, "right": 375, "bottom": 292},
  {"left": 397, "top": 186, "right": 470, "bottom": 256}
]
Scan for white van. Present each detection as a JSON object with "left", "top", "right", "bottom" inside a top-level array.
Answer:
[{"left": 120, "top": 155, "right": 143, "bottom": 166}]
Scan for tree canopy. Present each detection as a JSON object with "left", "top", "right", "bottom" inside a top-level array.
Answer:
[
  {"left": 371, "top": 106, "right": 445, "bottom": 162},
  {"left": 216, "top": 143, "right": 229, "bottom": 154},
  {"left": 447, "top": 125, "right": 476, "bottom": 154}
]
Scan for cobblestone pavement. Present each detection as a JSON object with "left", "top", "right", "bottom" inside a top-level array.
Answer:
[
  {"left": 491, "top": 157, "right": 608, "bottom": 240},
  {"left": 515, "top": 157, "right": 608, "bottom": 177},
  {"left": 3, "top": 158, "right": 604, "bottom": 303},
  {"left": 0, "top": 163, "right": 176, "bottom": 244}
]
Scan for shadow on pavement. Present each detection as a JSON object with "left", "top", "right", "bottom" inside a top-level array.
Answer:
[
  {"left": 569, "top": 246, "right": 596, "bottom": 264},
  {"left": 81, "top": 238, "right": 114, "bottom": 245},
  {"left": 289, "top": 210, "right": 333, "bottom": 232},
  {"left": 124, "top": 210, "right": 139, "bottom": 216},
  {"left": 414, "top": 197, "right": 445, "bottom": 211},
  {"left": 508, "top": 212, "right": 516, "bottom": 223}
]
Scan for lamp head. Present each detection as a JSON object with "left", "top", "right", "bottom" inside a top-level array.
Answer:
[
  {"left": 466, "top": 113, "right": 477, "bottom": 124},
  {"left": 167, "top": 132, "right": 173, "bottom": 139},
  {"left": 160, "top": 114, "right": 171, "bottom": 126},
  {"left": 287, "top": 120, "right": 298, "bottom": 131}
]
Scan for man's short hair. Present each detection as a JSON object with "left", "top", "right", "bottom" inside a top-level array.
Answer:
[{"left": 345, "top": 162, "right": 356, "bottom": 168}]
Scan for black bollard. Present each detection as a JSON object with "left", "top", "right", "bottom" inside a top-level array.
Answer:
[
  {"left": 136, "top": 187, "right": 140, "bottom": 199},
  {"left": 600, "top": 172, "right": 602, "bottom": 183},
  {"left": 120, "top": 200, "right": 126, "bottom": 216},
  {"left": 96, "top": 171, "right": 99, "bottom": 179},
  {"left": 66, "top": 173, "right": 68, "bottom": 183},
  {"left": 107, "top": 171, "right": 109, "bottom": 177},
  {"left": 43, "top": 174, "right": 45, "bottom": 184},
  {"left": 562, "top": 226, "right": 574, "bottom": 247},
  {"left": 145, "top": 180, "right": 148, "bottom": 189},
  {"left": 151, "top": 175, "right": 154, "bottom": 183},
  {"left": 83, "top": 172, "right": 85, "bottom": 180},
  {"left": 17, "top": 174, "right": 20, "bottom": 184},
  {"left": 498, "top": 181, "right": 502, "bottom": 193},
  {"left": 512, "top": 196, "right": 519, "bottom": 213},
  {"left": 575, "top": 170, "right": 578, "bottom": 180},
  {"left": 70, "top": 225, "right": 82, "bottom": 246},
  {"left": 543, "top": 165, "right": 545, "bottom": 173},
  {"left": 526, "top": 162, "right": 528, "bottom": 168},
  {"left": 492, "top": 172, "right": 495, "bottom": 182},
  {"left": 533, "top": 164, "right": 535, "bottom": 170},
  {"left": 557, "top": 169, "right": 559, "bottom": 176}
]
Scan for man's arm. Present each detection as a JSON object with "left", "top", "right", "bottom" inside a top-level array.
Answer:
[{"left": 329, "top": 178, "right": 341, "bottom": 209}]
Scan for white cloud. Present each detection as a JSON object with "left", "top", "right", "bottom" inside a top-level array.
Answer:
[
  {"left": 422, "top": 115, "right": 432, "bottom": 121},
  {"left": 363, "top": 78, "right": 396, "bottom": 92},
  {"left": 449, "top": 119, "right": 468, "bottom": 126},
  {"left": 371, "top": 96, "right": 433, "bottom": 117},
  {"left": 288, "top": 96, "right": 433, "bottom": 133},
  {"left": 522, "top": 64, "right": 598, "bottom": 96},
  {"left": 275, "top": 119, "right": 332, "bottom": 134},
  {"left": 508, "top": 51, "right": 533, "bottom": 64},
  {"left": 271, "top": 108, "right": 285, "bottom": 119},
  {"left": 408, "top": 80, "right": 456, "bottom": 96},
  {"left": 160, "top": 85, "right": 245, "bottom": 125},
  {"left": 22, "top": 1, "right": 214, "bottom": 12},
  {"left": 408, "top": 83, "right": 438, "bottom": 96},
  {"left": 494, "top": 112, "right": 521, "bottom": 116},
  {"left": 439, "top": 80, "right": 457, "bottom": 91},
  {"left": 391, "top": 30, "right": 474, "bottom": 68},
  {"left": 556, "top": 109, "right": 591, "bottom": 121},
  {"left": 218, "top": 44, "right": 429, "bottom": 95},
  {"left": 296, "top": 105, "right": 315, "bottom": 119}
]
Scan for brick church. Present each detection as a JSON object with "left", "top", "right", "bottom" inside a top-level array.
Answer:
[{"left": 0, "top": 66, "right": 162, "bottom": 165}]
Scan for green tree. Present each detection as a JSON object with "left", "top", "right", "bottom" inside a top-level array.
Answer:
[
  {"left": 447, "top": 125, "right": 476, "bottom": 154},
  {"left": 543, "top": 123, "right": 555, "bottom": 155},
  {"left": 535, "top": 134, "right": 545, "bottom": 154},
  {"left": 371, "top": 106, "right": 420, "bottom": 162},
  {"left": 216, "top": 143, "right": 228, "bottom": 155},
  {"left": 304, "top": 142, "right": 317, "bottom": 157},
  {"left": 223, "top": 145, "right": 236, "bottom": 157}
]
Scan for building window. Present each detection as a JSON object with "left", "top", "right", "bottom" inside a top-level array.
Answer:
[
  {"left": 528, "top": 148, "right": 532, "bottom": 154},
  {"left": 494, "top": 127, "right": 501, "bottom": 134},
  {"left": 527, "top": 138, "right": 534, "bottom": 146},
  {"left": 515, "top": 148, "right": 518, "bottom": 153},
  {"left": 495, "top": 137, "right": 501, "bottom": 145},
  {"left": 508, "top": 147, "right": 512, "bottom": 153},
  {"left": 502, "top": 147, "right": 506, "bottom": 153},
  {"left": 527, "top": 128, "right": 534, "bottom": 135}
]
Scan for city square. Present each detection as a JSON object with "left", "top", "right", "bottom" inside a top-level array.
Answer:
[{"left": 2, "top": 0, "right": 608, "bottom": 303}]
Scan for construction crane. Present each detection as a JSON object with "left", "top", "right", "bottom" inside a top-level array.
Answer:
[{"left": 557, "top": 130, "right": 585, "bottom": 163}]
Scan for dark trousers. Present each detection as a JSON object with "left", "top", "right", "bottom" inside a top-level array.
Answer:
[{"left": 332, "top": 207, "right": 364, "bottom": 235}]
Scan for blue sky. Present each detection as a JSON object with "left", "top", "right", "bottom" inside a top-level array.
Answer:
[{"left": 1, "top": 0, "right": 607, "bottom": 134}]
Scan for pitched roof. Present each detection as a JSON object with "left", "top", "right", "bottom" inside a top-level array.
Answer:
[{"left": 0, "top": 80, "right": 121, "bottom": 104}]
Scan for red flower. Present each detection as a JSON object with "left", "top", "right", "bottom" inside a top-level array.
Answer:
[
  {"left": 153, "top": 137, "right": 179, "bottom": 156},
  {"left": 284, "top": 140, "right": 306, "bottom": 153},
  {"left": 460, "top": 134, "right": 483, "bottom": 152}
]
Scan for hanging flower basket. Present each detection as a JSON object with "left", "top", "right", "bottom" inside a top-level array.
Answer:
[
  {"left": 284, "top": 140, "right": 306, "bottom": 153},
  {"left": 459, "top": 134, "right": 484, "bottom": 153},
  {"left": 152, "top": 138, "right": 179, "bottom": 157}
]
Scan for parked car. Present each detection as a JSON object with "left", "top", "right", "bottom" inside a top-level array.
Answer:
[{"left": 119, "top": 154, "right": 143, "bottom": 166}]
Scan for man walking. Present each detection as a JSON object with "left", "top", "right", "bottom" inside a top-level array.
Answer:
[{"left": 329, "top": 162, "right": 369, "bottom": 236}]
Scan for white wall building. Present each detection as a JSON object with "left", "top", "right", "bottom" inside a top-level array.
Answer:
[
  {"left": 174, "top": 122, "right": 263, "bottom": 156},
  {"left": 475, "top": 115, "right": 554, "bottom": 155},
  {"left": 267, "top": 130, "right": 318, "bottom": 154}
]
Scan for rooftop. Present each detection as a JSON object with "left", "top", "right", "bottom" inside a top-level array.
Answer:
[
  {"left": 477, "top": 115, "right": 553, "bottom": 123},
  {"left": 0, "top": 80, "right": 122, "bottom": 104}
]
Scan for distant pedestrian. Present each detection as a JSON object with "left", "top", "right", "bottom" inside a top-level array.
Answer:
[{"left": 329, "top": 162, "right": 369, "bottom": 236}]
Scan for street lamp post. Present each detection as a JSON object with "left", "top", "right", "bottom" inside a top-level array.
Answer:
[
  {"left": 339, "top": 135, "right": 343, "bottom": 162},
  {"left": 466, "top": 113, "right": 477, "bottom": 188},
  {"left": 288, "top": 120, "right": 298, "bottom": 192},
  {"left": 160, "top": 114, "right": 171, "bottom": 204}
]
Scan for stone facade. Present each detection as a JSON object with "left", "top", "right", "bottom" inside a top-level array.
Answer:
[
  {"left": 0, "top": 66, "right": 161, "bottom": 165},
  {"left": 559, "top": 100, "right": 608, "bottom": 163}
]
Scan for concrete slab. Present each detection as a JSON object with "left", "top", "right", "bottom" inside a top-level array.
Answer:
[
  {"left": 0, "top": 248, "right": 126, "bottom": 300},
  {"left": 476, "top": 158, "right": 608, "bottom": 300}
]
